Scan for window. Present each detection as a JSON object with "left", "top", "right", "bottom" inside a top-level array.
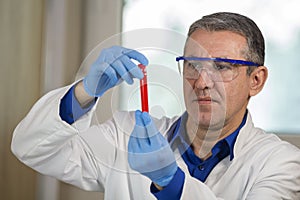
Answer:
[{"left": 121, "top": 0, "right": 300, "bottom": 134}]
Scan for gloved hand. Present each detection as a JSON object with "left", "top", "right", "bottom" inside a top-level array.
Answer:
[
  {"left": 83, "top": 46, "right": 149, "bottom": 97},
  {"left": 128, "top": 110, "right": 178, "bottom": 187}
]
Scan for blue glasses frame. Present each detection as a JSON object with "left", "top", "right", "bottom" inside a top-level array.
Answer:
[{"left": 176, "top": 56, "right": 260, "bottom": 67}]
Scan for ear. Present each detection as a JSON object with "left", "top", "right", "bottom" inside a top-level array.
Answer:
[{"left": 249, "top": 66, "right": 268, "bottom": 97}]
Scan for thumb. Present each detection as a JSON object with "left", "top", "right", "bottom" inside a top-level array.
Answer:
[
  {"left": 132, "top": 110, "right": 148, "bottom": 139},
  {"left": 134, "top": 110, "right": 143, "bottom": 126},
  {"left": 141, "top": 112, "right": 159, "bottom": 138},
  {"left": 141, "top": 112, "right": 151, "bottom": 126}
]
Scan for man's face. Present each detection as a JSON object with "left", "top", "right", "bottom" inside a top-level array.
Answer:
[{"left": 183, "top": 29, "right": 251, "bottom": 131}]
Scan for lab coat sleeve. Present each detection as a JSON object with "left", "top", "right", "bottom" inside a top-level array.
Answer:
[
  {"left": 59, "top": 84, "right": 97, "bottom": 124},
  {"left": 11, "top": 85, "right": 116, "bottom": 192}
]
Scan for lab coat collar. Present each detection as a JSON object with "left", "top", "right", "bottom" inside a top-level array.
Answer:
[{"left": 232, "top": 111, "right": 256, "bottom": 159}]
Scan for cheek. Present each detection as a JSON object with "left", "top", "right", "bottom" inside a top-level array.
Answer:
[
  {"left": 183, "top": 79, "right": 195, "bottom": 100},
  {"left": 224, "top": 78, "right": 250, "bottom": 111},
  {"left": 183, "top": 80, "right": 199, "bottom": 116}
]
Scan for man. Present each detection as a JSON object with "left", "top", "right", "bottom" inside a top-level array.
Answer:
[{"left": 11, "top": 12, "right": 300, "bottom": 199}]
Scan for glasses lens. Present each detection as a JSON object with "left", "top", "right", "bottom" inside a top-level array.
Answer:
[
  {"left": 178, "top": 60, "right": 238, "bottom": 82},
  {"left": 212, "top": 61, "right": 236, "bottom": 81},
  {"left": 183, "top": 61, "right": 201, "bottom": 79}
]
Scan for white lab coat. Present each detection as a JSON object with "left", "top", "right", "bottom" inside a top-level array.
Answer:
[{"left": 11, "top": 84, "right": 300, "bottom": 200}]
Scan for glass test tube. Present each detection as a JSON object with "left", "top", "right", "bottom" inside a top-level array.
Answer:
[{"left": 138, "top": 64, "right": 149, "bottom": 112}]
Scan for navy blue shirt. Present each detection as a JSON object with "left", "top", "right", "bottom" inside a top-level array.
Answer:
[
  {"left": 59, "top": 84, "right": 97, "bottom": 124},
  {"left": 150, "top": 112, "right": 247, "bottom": 199},
  {"left": 60, "top": 85, "right": 247, "bottom": 200}
]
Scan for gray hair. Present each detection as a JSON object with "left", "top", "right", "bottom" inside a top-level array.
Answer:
[{"left": 188, "top": 12, "right": 265, "bottom": 74}]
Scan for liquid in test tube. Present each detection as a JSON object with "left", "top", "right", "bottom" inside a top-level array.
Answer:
[{"left": 138, "top": 64, "right": 149, "bottom": 112}]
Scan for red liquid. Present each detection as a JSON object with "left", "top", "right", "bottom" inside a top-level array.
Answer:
[{"left": 138, "top": 64, "right": 149, "bottom": 112}]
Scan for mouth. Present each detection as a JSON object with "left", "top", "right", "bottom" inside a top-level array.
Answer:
[{"left": 193, "top": 97, "right": 215, "bottom": 105}]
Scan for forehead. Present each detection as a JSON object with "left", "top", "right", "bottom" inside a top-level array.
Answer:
[{"left": 185, "top": 29, "right": 248, "bottom": 59}]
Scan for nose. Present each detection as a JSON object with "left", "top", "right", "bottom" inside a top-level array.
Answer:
[{"left": 194, "top": 69, "right": 214, "bottom": 89}]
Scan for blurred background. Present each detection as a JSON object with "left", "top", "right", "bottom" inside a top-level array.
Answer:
[{"left": 1, "top": 0, "right": 300, "bottom": 199}]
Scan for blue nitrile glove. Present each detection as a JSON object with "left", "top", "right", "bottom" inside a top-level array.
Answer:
[
  {"left": 83, "top": 46, "right": 149, "bottom": 97},
  {"left": 128, "top": 110, "right": 178, "bottom": 187}
]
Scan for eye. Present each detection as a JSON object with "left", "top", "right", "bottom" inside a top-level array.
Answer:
[
  {"left": 214, "top": 62, "right": 233, "bottom": 71},
  {"left": 190, "top": 61, "right": 205, "bottom": 69},
  {"left": 185, "top": 61, "right": 199, "bottom": 70}
]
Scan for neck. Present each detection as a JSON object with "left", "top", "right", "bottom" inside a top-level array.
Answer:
[{"left": 186, "top": 109, "right": 246, "bottom": 160}]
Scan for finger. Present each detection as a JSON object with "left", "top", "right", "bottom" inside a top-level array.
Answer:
[
  {"left": 120, "top": 56, "right": 144, "bottom": 80},
  {"left": 102, "top": 65, "right": 119, "bottom": 81},
  {"left": 110, "top": 60, "right": 134, "bottom": 84},
  {"left": 123, "top": 49, "right": 149, "bottom": 66},
  {"left": 150, "top": 132, "right": 166, "bottom": 149}
]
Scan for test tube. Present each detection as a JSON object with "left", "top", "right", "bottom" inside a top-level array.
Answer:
[{"left": 138, "top": 64, "right": 149, "bottom": 112}]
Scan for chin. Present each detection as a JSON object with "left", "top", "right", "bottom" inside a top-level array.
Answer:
[{"left": 187, "top": 103, "right": 226, "bottom": 130}]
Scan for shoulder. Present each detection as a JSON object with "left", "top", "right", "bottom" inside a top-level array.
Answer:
[
  {"left": 245, "top": 130, "right": 300, "bottom": 197},
  {"left": 236, "top": 112, "right": 299, "bottom": 155},
  {"left": 235, "top": 113, "right": 300, "bottom": 174},
  {"left": 239, "top": 126, "right": 300, "bottom": 160}
]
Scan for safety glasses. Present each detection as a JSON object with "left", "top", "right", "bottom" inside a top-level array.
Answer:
[{"left": 176, "top": 56, "right": 260, "bottom": 82}]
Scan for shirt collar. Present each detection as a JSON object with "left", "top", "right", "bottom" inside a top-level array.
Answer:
[{"left": 168, "top": 110, "right": 248, "bottom": 161}]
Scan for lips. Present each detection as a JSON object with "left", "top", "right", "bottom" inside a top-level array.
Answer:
[{"left": 194, "top": 97, "right": 214, "bottom": 104}]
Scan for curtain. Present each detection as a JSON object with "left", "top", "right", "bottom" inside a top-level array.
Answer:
[
  {"left": 0, "top": 0, "right": 122, "bottom": 199},
  {"left": 0, "top": 0, "right": 44, "bottom": 199}
]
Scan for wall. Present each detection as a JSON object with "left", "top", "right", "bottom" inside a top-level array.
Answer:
[
  {"left": 50, "top": 1, "right": 122, "bottom": 200},
  {"left": 0, "top": 0, "right": 122, "bottom": 199},
  {"left": 0, "top": 0, "right": 44, "bottom": 199}
]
